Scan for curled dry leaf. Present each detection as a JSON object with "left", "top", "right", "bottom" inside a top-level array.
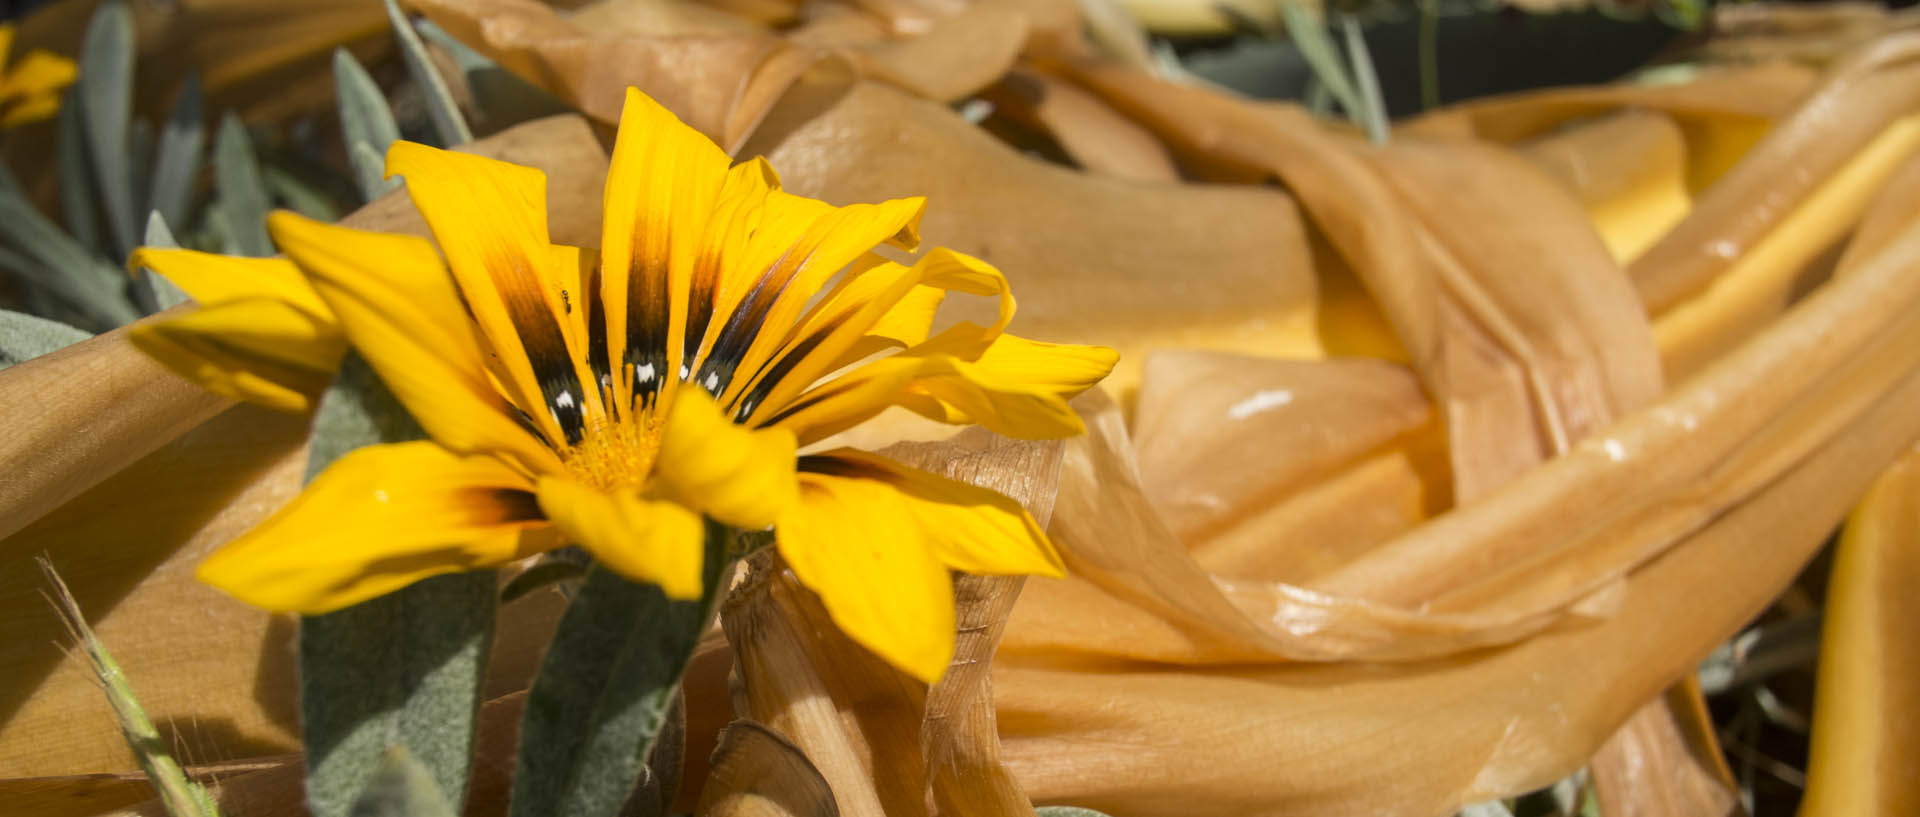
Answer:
[
  {"left": 745, "top": 78, "right": 1318, "bottom": 399},
  {"left": 699, "top": 720, "right": 840, "bottom": 817},
  {"left": 1587, "top": 680, "right": 1741, "bottom": 817}
]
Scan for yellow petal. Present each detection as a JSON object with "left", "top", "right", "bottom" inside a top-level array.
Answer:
[
  {"left": 711, "top": 194, "right": 925, "bottom": 405},
  {"left": 197, "top": 441, "right": 544, "bottom": 613},
  {"left": 654, "top": 386, "right": 797, "bottom": 530},
  {"left": 832, "top": 282, "right": 948, "bottom": 368},
  {"left": 765, "top": 334, "right": 1117, "bottom": 445},
  {"left": 4, "top": 49, "right": 77, "bottom": 98},
  {"left": 385, "top": 140, "right": 594, "bottom": 445},
  {"left": 126, "top": 248, "right": 331, "bottom": 316},
  {"left": 535, "top": 476, "right": 706, "bottom": 599},
  {"left": 686, "top": 157, "right": 779, "bottom": 379},
  {"left": 735, "top": 254, "right": 920, "bottom": 419},
  {"left": 130, "top": 298, "right": 343, "bottom": 413},
  {"left": 777, "top": 469, "right": 956, "bottom": 683},
  {"left": 0, "top": 24, "right": 13, "bottom": 67},
  {"left": 268, "top": 210, "right": 562, "bottom": 474},
  {"left": 599, "top": 87, "right": 733, "bottom": 409},
  {"left": 806, "top": 450, "right": 1063, "bottom": 577},
  {"left": 0, "top": 92, "right": 59, "bottom": 127}
]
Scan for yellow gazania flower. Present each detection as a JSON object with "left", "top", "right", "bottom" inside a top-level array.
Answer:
[
  {"left": 0, "top": 24, "right": 76, "bottom": 128},
  {"left": 128, "top": 88, "right": 1116, "bottom": 682}
]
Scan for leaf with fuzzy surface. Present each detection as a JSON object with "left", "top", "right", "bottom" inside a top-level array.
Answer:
[
  {"left": 299, "top": 355, "right": 495, "bottom": 817},
  {"left": 510, "top": 527, "right": 727, "bottom": 817}
]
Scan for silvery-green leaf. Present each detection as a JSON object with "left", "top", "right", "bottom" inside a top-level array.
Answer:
[
  {"left": 264, "top": 167, "right": 341, "bottom": 223},
  {"left": 333, "top": 48, "right": 404, "bottom": 201},
  {"left": 1341, "top": 17, "right": 1388, "bottom": 144},
  {"left": 1279, "top": 2, "right": 1362, "bottom": 123},
  {"left": 213, "top": 113, "right": 273, "bottom": 257},
  {"left": 148, "top": 74, "right": 207, "bottom": 232},
  {"left": 350, "top": 142, "right": 398, "bottom": 201},
  {"left": 128, "top": 118, "right": 154, "bottom": 218},
  {"left": 0, "top": 309, "right": 93, "bottom": 370},
  {"left": 509, "top": 531, "right": 728, "bottom": 817},
  {"left": 56, "top": 87, "right": 104, "bottom": 258},
  {"left": 347, "top": 748, "right": 459, "bottom": 817},
  {"left": 79, "top": 0, "right": 139, "bottom": 259},
  {"left": 384, "top": 0, "right": 472, "bottom": 147},
  {"left": 138, "top": 211, "right": 191, "bottom": 311},
  {"left": 300, "top": 355, "right": 494, "bottom": 817},
  {"left": 0, "top": 165, "right": 138, "bottom": 330}
]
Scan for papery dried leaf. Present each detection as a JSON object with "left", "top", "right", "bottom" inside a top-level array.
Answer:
[
  {"left": 1632, "top": 32, "right": 1920, "bottom": 312},
  {"left": 408, "top": 0, "right": 818, "bottom": 152},
  {"left": 978, "top": 69, "right": 1180, "bottom": 182},
  {"left": 698, "top": 720, "right": 839, "bottom": 817},
  {"left": 1587, "top": 680, "right": 1741, "bottom": 817},
  {"left": 722, "top": 559, "right": 892, "bottom": 817},
  {"left": 996, "top": 214, "right": 1920, "bottom": 817},
  {"left": 1517, "top": 110, "right": 1691, "bottom": 264},
  {"left": 0, "top": 325, "right": 230, "bottom": 541},
  {"left": 744, "top": 79, "right": 1318, "bottom": 398}
]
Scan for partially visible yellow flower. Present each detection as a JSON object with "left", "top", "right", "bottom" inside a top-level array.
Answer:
[
  {"left": 131, "top": 87, "right": 1116, "bottom": 682},
  {"left": 0, "top": 24, "right": 76, "bottom": 128}
]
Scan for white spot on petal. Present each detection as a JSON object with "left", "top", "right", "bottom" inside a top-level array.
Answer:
[{"left": 636, "top": 362, "right": 656, "bottom": 384}]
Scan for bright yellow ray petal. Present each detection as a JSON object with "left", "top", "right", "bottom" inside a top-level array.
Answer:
[
  {"left": 830, "top": 282, "right": 947, "bottom": 369},
  {"left": 5, "top": 50, "right": 76, "bottom": 98},
  {"left": 685, "top": 158, "right": 778, "bottom": 381},
  {"left": 129, "top": 298, "right": 342, "bottom": 413},
  {"left": 720, "top": 196, "right": 926, "bottom": 406},
  {"left": 268, "top": 210, "right": 562, "bottom": 474},
  {"left": 385, "top": 140, "right": 594, "bottom": 445},
  {"left": 764, "top": 334, "right": 1116, "bottom": 446},
  {"left": 805, "top": 450, "right": 1063, "bottom": 578},
  {"left": 747, "top": 249, "right": 993, "bottom": 421},
  {"left": 127, "top": 248, "right": 331, "bottom": 316},
  {"left": 197, "top": 441, "right": 545, "bottom": 613},
  {"left": 535, "top": 476, "right": 706, "bottom": 599},
  {"left": 0, "top": 92, "right": 58, "bottom": 127},
  {"left": 653, "top": 386, "right": 797, "bottom": 530},
  {"left": 777, "top": 469, "right": 957, "bottom": 683},
  {"left": 599, "top": 87, "right": 733, "bottom": 413}
]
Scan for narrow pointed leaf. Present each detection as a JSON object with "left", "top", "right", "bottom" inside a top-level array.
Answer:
[
  {"left": 79, "top": 0, "right": 139, "bottom": 259},
  {"left": 1340, "top": 17, "right": 1387, "bottom": 144},
  {"left": 0, "top": 309, "right": 92, "bottom": 370},
  {"left": 333, "top": 48, "right": 404, "bottom": 201},
  {"left": 1278, "top": 2, "right": 1361, "bottom": 123},
  {"left": 510, "top": 526, "right": 728, "bottom": 817},
  {"left": 384, "top": 0, "right": 472, "bottom": 146},
  {"left": 0, "top": 164, "right": 138, "bottom": 329},
  {"left": 138, "top": 212, "right": 192, "bottom": 311},
  {"left": 149, "top": 74, "right": 207, "bottom": 231},
  {"left": 300, "top": 355, "right": 495, "bottom": 817},
  {"left": 213, "top": 113, "right": 274, "bottom": 257},
  {"left": 56, "top": 87, "right": 103, "bottom": 257}
]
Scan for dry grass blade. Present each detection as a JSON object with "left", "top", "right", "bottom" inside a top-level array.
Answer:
[
  {"left": 697, "top": 721, "right": 839, "bottom": 817},
  {"left": 37, "top": 557, "right": 217, "bottom": 817}
]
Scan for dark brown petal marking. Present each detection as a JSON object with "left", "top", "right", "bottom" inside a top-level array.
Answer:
[
  {"left": 681, "top": 239, "right": 726, "bottom": 384},
  {"left": 625, "top": 238, "right": 670, "bottom": 409},
  {"left": 733, "top": 321, "right": 836, "bottom": 422},
  {"left": 585, "top": 263, "right": 613, "bottom": 408},
  {"left": 478, "top": 485, "right": 549, "bottom": 521},
  {"left": 796, "top": 453, "right": 891, "bottom": 480},
  {"left": 489, "top": 249, "right": 588, "bottom": 444},
  {"left": 695, "top": 243, "right": 810, "bottom": 399}
]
